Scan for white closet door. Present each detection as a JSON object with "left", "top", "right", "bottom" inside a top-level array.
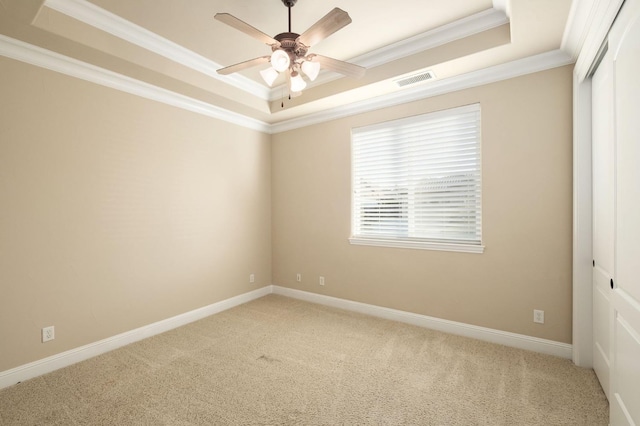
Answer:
[
  {"left": 610, "top": 0, "right": 640, "bottom": 423},
  {"left": 591, "top": 49, "right": 614, "bottom": 401}
]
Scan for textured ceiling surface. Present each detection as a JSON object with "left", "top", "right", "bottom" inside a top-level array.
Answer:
[{"left": 0, "top": 0, "right": 574, "bottom": 125}]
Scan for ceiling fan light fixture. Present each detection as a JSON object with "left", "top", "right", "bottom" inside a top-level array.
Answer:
[
  {"left": 290, "top": 72, "right": 307, "bottom": 92},
  {"left": 260, "top": 67, "right": 279, "bottom": 86},
  {"left": 270, "top": 49, "right": 291, "bottom": 72},
  {"left": 215, "top": 3, "right": 365, "bottom": 98},
  {"left": 301, "top": 60, "right": 320, "bottom": 81}
]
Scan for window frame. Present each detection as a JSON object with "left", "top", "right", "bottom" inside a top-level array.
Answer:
[{"left": 349, "top": 103, "right": 484, "bottom": 254}]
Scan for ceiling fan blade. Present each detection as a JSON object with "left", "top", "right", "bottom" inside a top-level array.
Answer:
[
  {"left": 296, "top": 8, "right": 352, "bottom": 47},
  {"left": 214, "top": 13, "right": 278, "bottom": 46},
  {"left": 312, "top": 54, "right": 365, "bottom": 79},
  {"left": 217, "top": 56, "right": 270, "bottom": 75}
]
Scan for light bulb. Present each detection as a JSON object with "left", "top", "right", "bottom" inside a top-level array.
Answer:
[
  {"left": 301, "top": 60, "right": 320, "bottom": 81},
  {"left": 270, "top": 49, "right": 290, "bottom": 72},
  {"left": 290, "top": 72, "right": 307, "bottom": 92},
  {"left": 260, "top": 67, "right": 279, "bottom": 86}
]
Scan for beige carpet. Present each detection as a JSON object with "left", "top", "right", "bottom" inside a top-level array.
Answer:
[{"left": 0, "top": 295, "right": 608, "bottom": 425}]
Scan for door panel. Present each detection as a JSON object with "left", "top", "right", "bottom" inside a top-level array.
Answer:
[
  {"left": 610, "top": 291, "right": 640, "bottom": 425},
  {"left": 610, "top": 0, "right": 640, "bottom": 423},
  {"left": 593, "top": 270, "right": 611, "bottom": 398},
  {"left": 591, "top": 49, "right": 615, "bottom": 276},
  {"left": 591, "top": 47, "right": 614, "bottom": 399}
]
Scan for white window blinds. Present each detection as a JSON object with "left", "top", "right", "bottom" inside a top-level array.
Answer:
[{"left": 351, "top": 104, "right": 482, "bottom": 252}]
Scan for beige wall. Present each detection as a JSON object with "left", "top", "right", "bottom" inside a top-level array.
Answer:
[
  {"left": 0, "top": 57, "right": 573, "bottom": 374},
  {"left": 272, "top": 65, "right": 574, "bottom": 343},
  {"left": 0, "top": 56, "right": 272, "bottom": 372}
]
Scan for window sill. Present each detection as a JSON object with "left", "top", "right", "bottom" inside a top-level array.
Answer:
[{"left": 348, "top": 237, "right": 485, "bottom": 254}]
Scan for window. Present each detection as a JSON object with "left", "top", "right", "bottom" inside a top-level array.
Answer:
[{"left": 350, "top": 104, "right": 483, "bottom": 253}]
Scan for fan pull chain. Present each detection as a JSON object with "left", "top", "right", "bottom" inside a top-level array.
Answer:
[{"left": 280, "top": 91, "right": 292, "bottom": 109}]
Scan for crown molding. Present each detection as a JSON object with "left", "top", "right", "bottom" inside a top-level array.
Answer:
[
  {"left": 561, "top": 0, "right": 624, "bottom": 81},
  {"left": 44, "top": 0, "right": 509, "bottom": 104},
  {"left": 0, "top": 34, "right": 270, "bottom": 133},
  {"left": 270, "top": 49, "right": 573, "bottom": 133},
  {"left": 44, "top": 0, "right": 514, "bottom": 105},
  {"left": 267, "top": 8, "right": 509, "bottom": 100},
  {"left": 561, "top": 0, "right": 597, "bottom": 60},
  {"left": 43, "top": 0, "right": 271, "bottom": 100},
  {"left": 355, "top": 9, "right": 508, "bottom": 70},
  {"left": 1, "top": 33, "right": 572, "bottom": 135}
]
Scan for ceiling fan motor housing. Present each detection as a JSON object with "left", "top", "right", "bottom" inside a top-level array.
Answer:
[{"left": 274, "top": 32, "right": 308, "bottom": 63}]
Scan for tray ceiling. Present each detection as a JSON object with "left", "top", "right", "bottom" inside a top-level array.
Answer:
[{"left": 0, "top": 0, "right": 574, "bottom": 128}]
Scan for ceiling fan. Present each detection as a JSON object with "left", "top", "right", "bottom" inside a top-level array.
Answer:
[{"left": 214, "top": 0, "right": 366, "bottom": 94}]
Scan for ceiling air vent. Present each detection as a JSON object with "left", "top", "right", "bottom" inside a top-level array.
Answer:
[{"left": 394, "top": 70, "right": 436, "bottom": 87}]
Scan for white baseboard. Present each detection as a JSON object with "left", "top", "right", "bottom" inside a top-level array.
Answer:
[
  {"left": 271, "top": 285, "right": 573, "bottom": 359},
  {"left": 1, "top": 284, "right": 573, "bottom": 390},
  {"left": 0, "top": 286, "right": 272, "bottom": 390}
]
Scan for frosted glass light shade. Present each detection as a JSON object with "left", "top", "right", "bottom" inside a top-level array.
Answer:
[
  {"left": 301, "top": 60, "right": 320, "bottom": 81},
  {"left": 270, "top": 50, "right": 290, "bottom": 72},
  {"left": 290, "top": 73, "right": 307, "bottom": 92},
  {"left": 260, "top": 67, "right": 279, "bottom": 86}
]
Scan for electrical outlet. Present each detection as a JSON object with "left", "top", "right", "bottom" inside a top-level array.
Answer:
[
  {"left": 42, "top": 326, "right": 55, "bottom": 343},
  {"left": 296, "top": 273, "right": 301, "bottom": 282},
  {"left": 249, "top": 274, "right": 255, "bottom": 283},
  {"left": 319, "top": 276, "right": 325, "bottom": 286},
  {"left": 533, "top": 309, "right": 545, "bottom": 324}
]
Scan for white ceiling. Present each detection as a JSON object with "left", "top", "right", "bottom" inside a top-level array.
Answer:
[{"left": 0, "top": 0, "right": 578, "bottom": 129}]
